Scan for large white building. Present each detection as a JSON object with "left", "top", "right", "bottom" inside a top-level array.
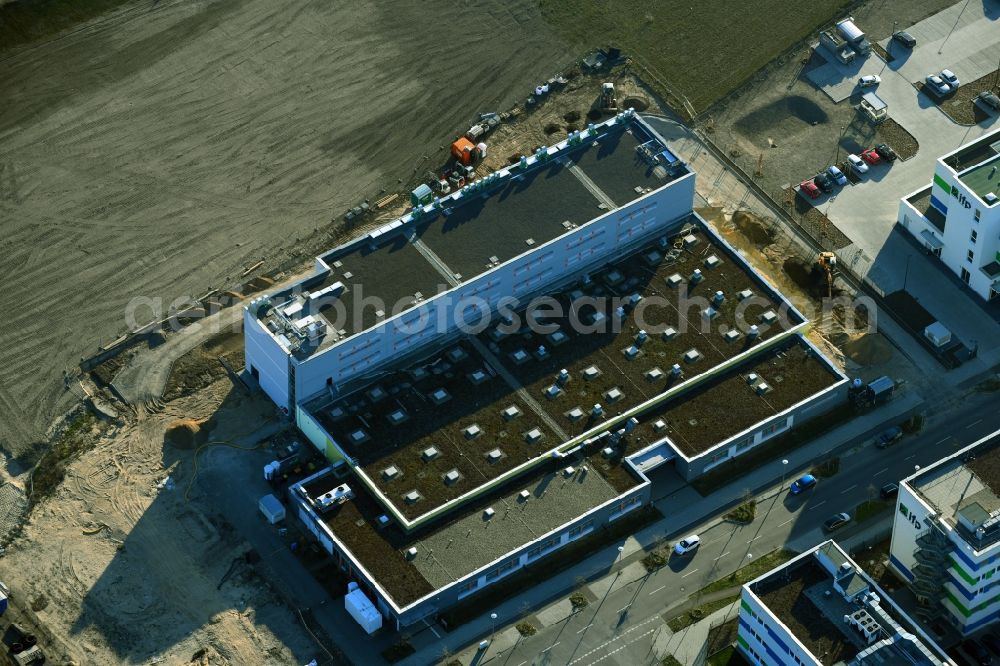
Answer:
[
  {"left": 739, "top": 540, "right": 951, "bottom": 666},
  {"left": 244, "top": 111, "right": 849, "bottom": 630},
  {"left": 889, "top": 429, "right": 1000, "bottom": 636},
  {"left": 898, "top": 127, "right": 1000, "bottom": 301}
]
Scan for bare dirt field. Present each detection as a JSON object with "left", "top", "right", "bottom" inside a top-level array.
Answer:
[
  {"left": 703, "top": 0, "right": 955, "bottom": 199},
  {"left": 0, "top": 379, "right": 327, "bottom": 664},
  {"left": 0, "top": 0, "right": 573, "bottom": 459}
]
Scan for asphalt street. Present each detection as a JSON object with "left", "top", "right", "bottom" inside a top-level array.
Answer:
[{"left": 483, "top": 393, "right": 1000, "bottom": 666}]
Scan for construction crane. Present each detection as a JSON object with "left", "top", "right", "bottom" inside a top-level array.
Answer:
[{"left": 817, "top": 252, "right": 837, "bottom": 298}]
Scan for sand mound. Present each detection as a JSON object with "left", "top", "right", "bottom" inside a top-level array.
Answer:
[
  {"left": 164, "top": 418, "right": 207, "bottom": 450},
  {"left": 843, "top": 334, "right": 892, "bottom": 367},
  {"left": 621, "top": 96, "right": 649, "bottom": 111},
  {"left": 732, "top": 210, "right": 774, "bottom": 247}
]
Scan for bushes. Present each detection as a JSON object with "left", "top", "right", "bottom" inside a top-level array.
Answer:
[
  {"left": 725, "top": 499, "right": 756, "bottom": 524},
  {"left": 810, "top": 457, "right": 840, "bottom": 478},
  {"left": 570, "top": 592, "right": 590, "bottom": 611},
  {"left": 642, "top": 551, "right": 667, "bottom": 572},
  {"left": 381, "top": 641, "right": 415, "bottom": 663},
  {"left": 516, "top": 621, "right": 537, "bottom": 637},
  {"left": 901, "top": 414, "right": 924, "bottom": 434}
]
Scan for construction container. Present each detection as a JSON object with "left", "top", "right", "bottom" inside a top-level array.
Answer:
[
  {"left": 451, "top": 137, "right": 477, "bottom": 165},
  {"left": 924, "top": 322, "right": 952, "bottom": 348},
  {"left": 258, "top": 494, "right": 286, "bottom": 524},
  {"left": 345, "top": 582, "right": 382, "bottom": 634},
  {"left": 410, "top": 184, "right": 433, "bottom": 207}
]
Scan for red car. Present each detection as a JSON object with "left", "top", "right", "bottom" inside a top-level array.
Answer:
[
  {"left": 861, "top": 149, "right": 881, "bottom": 166},
  {"left": 799, "top": 180, "right": 821, "bottom": 199}
]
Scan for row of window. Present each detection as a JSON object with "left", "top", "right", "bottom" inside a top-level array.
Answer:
[
  {"left": 743, "top": 604, "right": 807, "bottom": 666},
  {"left": 705, "top": 418, "right": 791, "bottom": 469}
]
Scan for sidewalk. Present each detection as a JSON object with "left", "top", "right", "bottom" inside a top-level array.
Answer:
[{"left": 405, "top": 390, "right": 923, "bottom": 666}]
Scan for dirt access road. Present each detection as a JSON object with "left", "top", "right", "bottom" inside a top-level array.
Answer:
[{"left": 0, "top": 0, "right": 571, "bottom": 458}]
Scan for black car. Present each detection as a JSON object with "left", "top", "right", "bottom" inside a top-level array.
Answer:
[
  {"left": 962, "top": 638, "right": 991, "bottom": 666},
  {"left": 874, "top": 143, "right": 898, "bottom": 163},
  {"left": 880, "top": 483, "right": 899, "bottom": 500},
  {"left": 981, "top": 632, "right": 1000, "bottom": 656},
  {"left": 893, "top": 31, "right": 916, "bottom": 48},
  {"left": 813, "top": 172, "right": 834, "bottom": 193},
  {"left": 823, "top": 512, "right": 851, "bottom": 533}
]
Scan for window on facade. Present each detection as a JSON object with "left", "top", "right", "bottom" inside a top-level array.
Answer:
[
  {"left": 968, "top": 250, "right": 975, "bottom": 263},
  {"left": 971, "top": 230, "right": 978, "bottom": 244},
  {"left": 527, "top": 535, "right": 562, "bottom": 560},
  {"left": 609, "top": 495, "right": 642, "bottom": 521},
  {"left": 569, "top": 520, "right": 594, "bottom": 539},
  {"left": 456, "top": 579, "right": 478, "bottom": 596},
  {"left": 736, "top": 435, "right": 755, "bottom": 451},
  {"left": 486, "top": 558, "right": 519, "bottom": 582},
  {"left": 974, "top": 209, "right": 981, "bottom": 222}
]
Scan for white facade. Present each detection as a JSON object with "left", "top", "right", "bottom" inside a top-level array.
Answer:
[
  {"left": 898, "top": 128, "right": 1000, "bottom": 301},
  {"left": 889, "top": 430, "right": 1000, "bottom": 636},
  {"left": 245, "top": 113, "right": 696, "bottom": 413}
]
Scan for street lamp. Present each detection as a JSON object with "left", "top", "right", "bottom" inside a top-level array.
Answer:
[
  {"left": 490, "top": 612, "right": 498, "bottom": 645},
  {"left": 781, "top": 459, "right": 789, "bottom": 489}
]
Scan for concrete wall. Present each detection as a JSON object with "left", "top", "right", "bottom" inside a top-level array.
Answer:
[
  {"left": 292, "top": 172, "right": 696, "bottom": 405},
  {"left": 291, "top": 468, "right": 650, "bottom": 629}
]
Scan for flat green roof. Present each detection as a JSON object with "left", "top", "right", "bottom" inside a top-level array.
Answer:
[{"left": 959, "top": 153, "right": 1000, "bottom": 205}]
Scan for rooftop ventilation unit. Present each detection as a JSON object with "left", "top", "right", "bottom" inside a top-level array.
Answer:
[{"left": 315, "top": 484, "right": 354, "bottom": 512}]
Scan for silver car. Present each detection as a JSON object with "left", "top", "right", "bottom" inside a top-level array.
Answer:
[
  {"left": 847, "top": 154, "right": 868, "bottom": 176},
  {"left": 925, "top": 74, "right": 952, "bottom": 96},
  {"left": 940, "top": 69, "right": 960, "bottom": 88}
]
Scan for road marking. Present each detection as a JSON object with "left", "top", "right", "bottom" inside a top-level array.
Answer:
[
  {"left": 577, "top": 625, "right": 592, "bottom": 634},
  {"left": 567, "top": 617, "right": 661, "bottom": 665},
  {"left": 749, "top": 535, "right": 763, "bottom": 542},
  {"left": 905, "top": 454, "right": 916, "bottom": 460},
  {"left": 648, "top": 585, "right": 666, "bottom": 596},
  {"left": 841, "top": 484, "right": 857, "bottom": 494},
  {"left": 935, "top": 437, "right": 950, "bottom": 445},
  {"left": 811, "top": 500, "right": 827, "bottom": 510},
  {"left": 966, "top": 419, "right": 983, "bottom": 429},
  {"left": 682, "top": 568, "right": 699, "bottom": 578},
  {"left": 872, "top": 468, "right": 888, "bottom": 477},
  {"left": 617, "top": 605, "right": 631, "bottom": 614},
  {"left": 714, "top": 551, "right": 731, "bottom": 561},
  {"left": 518, "top": 662, "right": 527, "bottom": 666},
  {"left": 779, "top": 518, "right": 795, "bottom": 527},
  {"left": 541, "top": 641, "right": 561, "bottom": 652}
]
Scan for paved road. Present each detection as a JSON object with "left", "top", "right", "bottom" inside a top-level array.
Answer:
[{"left": 475, "top": 394, "right": 1000, "bottom": 666}]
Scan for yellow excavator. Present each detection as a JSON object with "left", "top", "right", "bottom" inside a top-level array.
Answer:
[{"left": 817, "top": 252, "right": 837, "bottom": 298}]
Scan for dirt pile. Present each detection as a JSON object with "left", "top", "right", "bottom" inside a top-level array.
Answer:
[
  {"left": 165, "top": 418, "right": 208, "bottom": 450},
  {"left": 732, "top": 210, "right": 775, "bottom": 247},
  {"left": 842, "top": 333, "right": 893, "bottom": 367}
]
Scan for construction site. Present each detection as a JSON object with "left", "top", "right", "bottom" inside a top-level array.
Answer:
[{"left": 0, "top": 2, "right": 925, "bottom": 663}]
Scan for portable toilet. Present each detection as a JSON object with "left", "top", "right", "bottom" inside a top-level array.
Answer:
[
  {"left": 451, "top": 137, "right": 478, "bottom": 165},
  {"left": 410, "top": 183, "right": 433, "bottom": 207}
]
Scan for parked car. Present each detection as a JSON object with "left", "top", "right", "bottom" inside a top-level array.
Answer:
[
  {"left": 874, "top": 143, "right": 898, "bottom": 162},
  {"left": 861, "top": 149, "right": 881, "bottom": 166},
  {"left": 826, "top": 165, "right": 848, "bottom": 186},
  {"left": 941, "top": 69, "right": 960, "bottom": 88},
  {"left": 876, "top": 425, "right": 903, "bottom": 448},
  {"left": 858, "top": 74, "right": 881, "bottom": 87},
  {"left": 847, "top": 154, "right": 868, "bottom": 175},
  {"left": 880, "top": 483, "right": 899, "bottom": 500},
  {"left": 977, "top": 91, "right": 1000, "bottom": 112},
  {"left": 674, "top": 535, "right": 701, "bottom": 556},
  {"left": 823, "top": 512, "right": 851, "bottom": 533},
  {"left": 893, "top": 31, "right": 916, "bottom": 48},
  {"left": 800, "top": 180, "right": 821, "bottom": 199},
  {"left": 962, "top": 638, "right": 991, "bottom": 666},
  {"left": 813, "top": 172, "right": 834, "bottom": 193},
  {"left": 790, "top": 474, "right": 817, "bottom": 495},
  {"left": 925, "top": 74, "right": 952, "bottom": 96},
  {"left": 979, "top": 632, "right": 1000, "bottom": 656}
]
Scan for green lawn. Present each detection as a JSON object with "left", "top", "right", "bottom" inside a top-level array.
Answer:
[
  {"left": 699, "top": 549, "right": 795, "bottom": 596},
  {"left": 708, "top": 645, "right": 750, "bottom": 666},
  {"left": 539, "top": 0, "right": 852, "bottom": 112},
  {"left": 668, "top": 595, "right": 739, "bottom": 631}
]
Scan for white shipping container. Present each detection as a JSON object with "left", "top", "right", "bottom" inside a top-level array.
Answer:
[
  {"left": 345, "top": 583, "right": 382, "bottom": 634},
  {"left": 258, "top": 494, "right": 286, "bottom": 524}
]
